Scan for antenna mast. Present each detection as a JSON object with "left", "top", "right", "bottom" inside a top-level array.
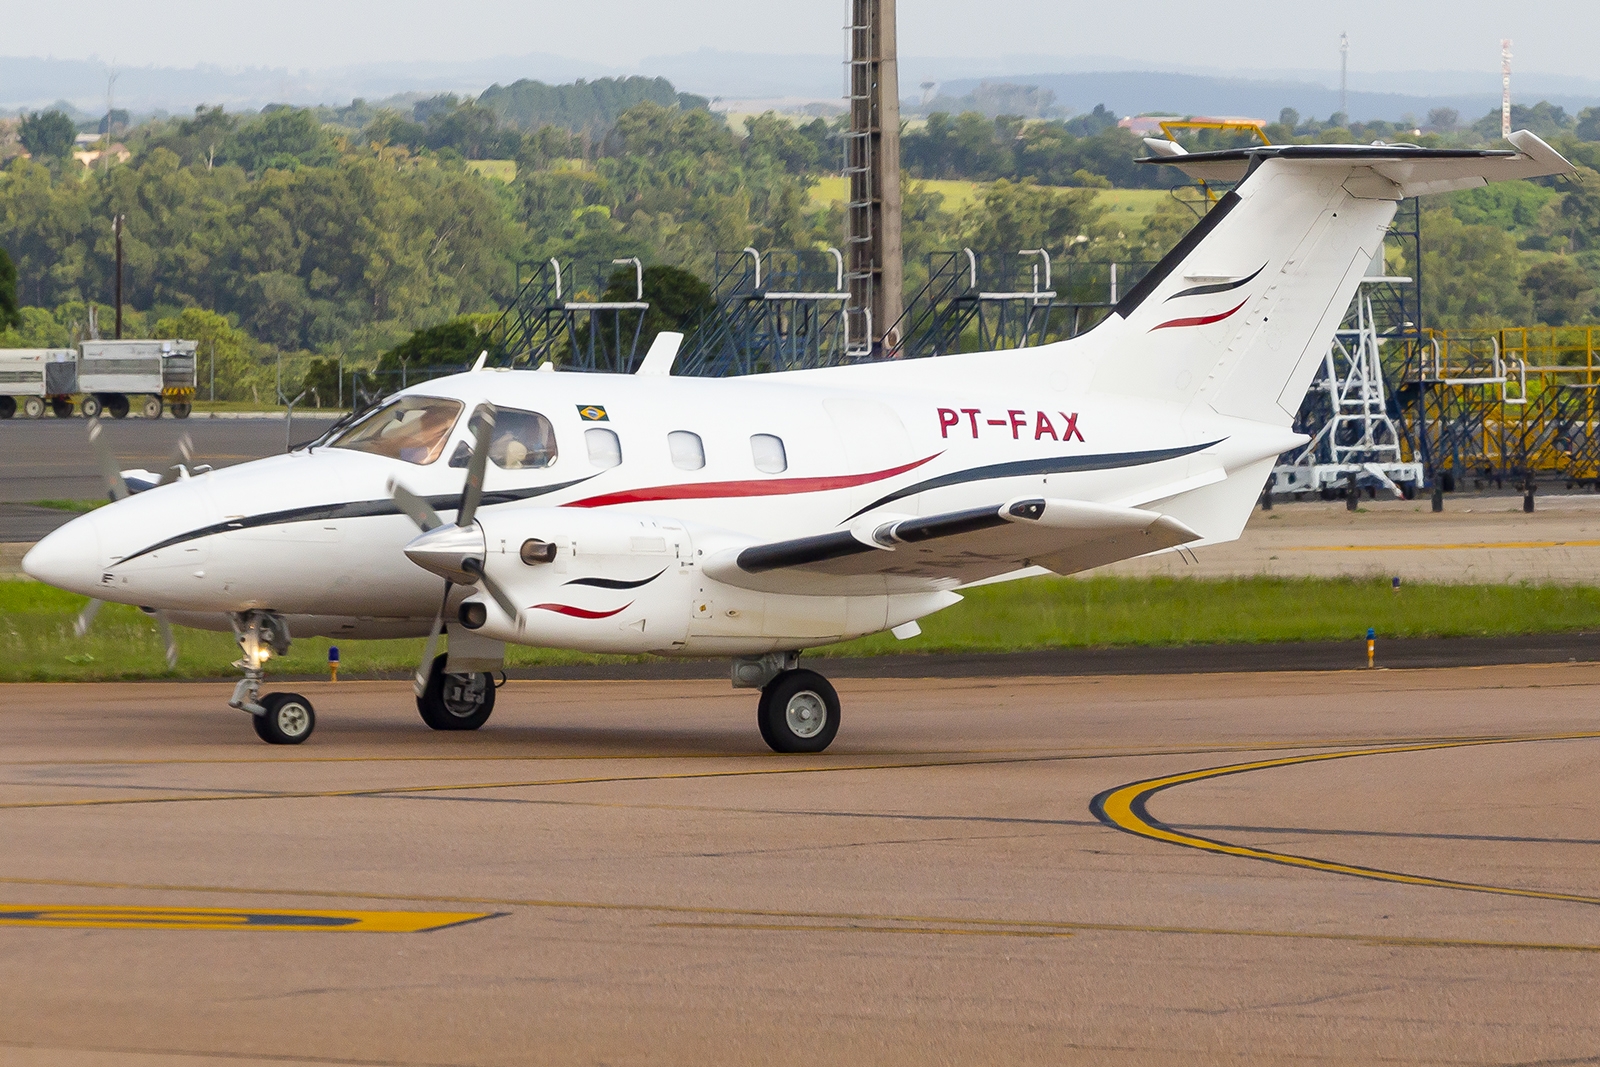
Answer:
[
  {"left": 1501, "top": 39, "right": 1513, "bottom": 139},
  {"left": 1339, "top": 33, "right": 1349, "bottom": 119}
]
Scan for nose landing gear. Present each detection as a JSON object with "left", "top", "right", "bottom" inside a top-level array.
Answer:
[
  {"left": 229, "top": 611, "right": 312, "bottom": 745},
  {"left": 416, "top": 652, "right": 496, "bottom": 731}
]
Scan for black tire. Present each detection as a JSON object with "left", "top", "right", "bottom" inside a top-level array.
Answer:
[
  {"left": 140, "top": 395, "right": 163, "bottom": 419},
  {"left": 171, "top": 400, "right": 192, "bottom": 419},
  {"left": 0, "top": 397, "right": 13, "bottom": 419},
  {"left": 758, "top": 669, "right": 840, "bottom": 754},
  {"left": 51, "top": 399, "right": 73, "bottom": 418},
  {"left": 416, "top": 652, "right": 495, "bottom": 731},
  {"left": 253, "top": 692, "right": 315, "bottom": 745},
  {"left": 108, "top": 394, "right": 130, "bottom": 419},
  {"left": 80, "top": 395, "right": 102, "bottom": 419},
  {"left": 23, "top": 396, "right": 44, "bottom": 419}
]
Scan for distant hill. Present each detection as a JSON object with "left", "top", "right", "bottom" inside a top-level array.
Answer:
[
  {"left": 934, "top": 71, "right": 1600, "bottom": 125},
  {"left": 477, "top": 77, "right": 707, "bottom": 134}
]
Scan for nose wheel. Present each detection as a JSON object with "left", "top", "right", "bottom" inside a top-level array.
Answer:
[
  {"left": 417, "top": 652, "right": 496, "bottom": 730},
  {"left": 758, "top": 669, "right": 840, "bottom": 753},
  {"left": 252, "top": 693, "right": 316, "bottom": 745}
]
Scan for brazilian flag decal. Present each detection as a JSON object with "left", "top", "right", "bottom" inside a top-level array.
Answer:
[{"left": 578, "top": 405, "right": 609, "bottom": 422}]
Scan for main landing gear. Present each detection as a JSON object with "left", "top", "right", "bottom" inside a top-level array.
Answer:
[
  {"left": 416, "top": 652, "right": 496, "bottom": 731},
  {"left": 229, "top": 610, "right": 314, "bottom": 745},
  {"left": 735, "top": 653, "right": 841, "bottom": 754}
]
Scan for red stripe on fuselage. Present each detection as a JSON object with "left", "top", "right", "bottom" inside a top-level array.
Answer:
[
  {"left": 1149, "top": 298, "right": 1249, "bottom": 332},
  {"left": 531, "top": 601, "right": 633, "bottom": 619},
  {"left": 565, "top": 453, "right": 941, "bottom": 508}
]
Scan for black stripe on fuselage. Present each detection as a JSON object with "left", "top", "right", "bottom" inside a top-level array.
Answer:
[
  {"left": 1164, "top": 264, "right": 1265, "bottom": 302},
  {"left": 842, "top": 441, "right": 1221, "bottom": 521},
  {"left": 112, "top": 476, "right": 598, "bottom": 568},
  {"left": 564, "top": 568, "right": 668, "bottom": 590}
]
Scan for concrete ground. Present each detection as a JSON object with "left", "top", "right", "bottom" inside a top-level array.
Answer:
[
  {"left": 1103, "top": 492, "right": 1600, "bottom": 585},
  {"left": 3, "top": 670, "right": 1599, "bottom": 1065}
]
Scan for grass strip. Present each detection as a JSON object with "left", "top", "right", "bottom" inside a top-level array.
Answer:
[{"left": 2, "top": 575, "right": 1598, "bottom": 683}]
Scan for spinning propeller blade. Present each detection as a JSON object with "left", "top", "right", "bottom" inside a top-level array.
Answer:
[
  {"left": 154, "top": 613, "right": 179, "bottom": 669},
  {"left": 458, "top": 404, "right": 496, "bottom": 527},
  {"left": 466, "top": 561, "right": 519, "bottom": 620},
  {"left": 413, "top": 583, "right": 451, "bottom": 698},
  {"left": 388, "top": 480, "right": 444, "bottom": 532},
  {"left": 88, "top": 420, "right": 129, "bottom": 501},
  {"left": 73, "top": 598, "right": 103, "bottom": 638},
  {"left": 159, "top": 433, "right": 197, "bottom": 486}
]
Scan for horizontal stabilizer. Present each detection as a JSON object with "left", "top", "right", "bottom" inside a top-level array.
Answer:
[
  {"left": 1138, "top": 130, "right": 1574, "bottom": 197},
  {"left": 703, "top": 497, "right": 1200, "bottom": 596}
]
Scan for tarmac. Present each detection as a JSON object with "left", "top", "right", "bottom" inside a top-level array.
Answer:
[
  {"left": 3, "top": 669, "right": 1599, "bottom": 1065},
  {"left": 0, "top": 413, "right": 339, "bottom": 505}
]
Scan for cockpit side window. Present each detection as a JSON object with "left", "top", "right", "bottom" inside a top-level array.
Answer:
[
  {"left": 328, "top": 396, "right": 463, "bottom": 465},
  {"left": 455, "top": 407, "right": 558, "bottom": 470}
]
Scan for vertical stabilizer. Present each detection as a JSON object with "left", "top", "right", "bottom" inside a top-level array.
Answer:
[{"left": 1087, "top": 136, "right": 1573, "bottom": 427}]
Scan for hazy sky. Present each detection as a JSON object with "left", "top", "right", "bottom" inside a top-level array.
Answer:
[{"left": 9, "top": 0, "right": 1597, "bottom": 78}]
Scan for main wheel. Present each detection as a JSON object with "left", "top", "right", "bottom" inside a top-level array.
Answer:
[
  {"left": 252, "top": 692, "right": 315, "bottom": 745},
  {"left": 80, "top": 395, "right": 102, "bottom": 419},
  {"left": 171, "top": 400, "right": 192, "bottom": 419},
  {"left": 108, "top": 394, "right": 130, "bottom": 419},
  {"left": 140, "top": 395, "right": 163, "bottom": 419},
  {"left": 22, "top": 396, "right": 44, "bottom": 419},
  {"left": 0, "top": 397, "right": 13, "bottom": 419},
  {"left": 51, "top": 399, "right": 73, "bottom": 418},
  {"left": 758, "top": 669, "right": 840, "bottom": 754},
  {"left": 416, "top": 653, "right": 495, "bottom": 731}
]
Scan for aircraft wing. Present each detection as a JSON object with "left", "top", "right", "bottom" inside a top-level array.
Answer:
[{"left": 701, "top": 497, "right": 1201, "bottom": 596}]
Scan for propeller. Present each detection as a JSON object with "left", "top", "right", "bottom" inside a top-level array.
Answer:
[
  {"left": 77, "top": 420, "right": 182, "bottom": 670},
  {"left": 389, "top": 403, "right": 521, "bottom": 695}
]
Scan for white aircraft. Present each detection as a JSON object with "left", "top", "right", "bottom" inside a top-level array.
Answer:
[{"left": 23, "top": 133, "right": 1572, "bottom": 749}]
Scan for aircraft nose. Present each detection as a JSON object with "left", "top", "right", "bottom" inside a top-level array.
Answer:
[{"left": 22, "top": 512, "right": 103, "bottom": 594}]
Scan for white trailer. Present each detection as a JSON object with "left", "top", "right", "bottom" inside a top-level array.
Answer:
[
  {"left": 0, "top": 349, "right": 77, "bottom": 419},
  {"left": 77, "top": 339, "right": 197, "bottom": 419}
]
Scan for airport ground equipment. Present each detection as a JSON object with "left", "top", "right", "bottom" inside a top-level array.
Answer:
[
  {"left": 78, "top": 339, "right": 198, "bottom": 419},
  {"left": 0, "top": 349, "right": 76, "bottom": 419},
  {"left": 0, "top": 340, "right": 197, "bottom": 419}
]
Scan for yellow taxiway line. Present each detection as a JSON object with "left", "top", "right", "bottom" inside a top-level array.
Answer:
[
  {"left": 1093, "top": 731, "right": 1600, "bottom": 907},
  {"left": 1285, "top": 539, "right": 1600, "bottom": 551},
  {"left": 0, "top": 904, "right": 495, "bottom": 932}
]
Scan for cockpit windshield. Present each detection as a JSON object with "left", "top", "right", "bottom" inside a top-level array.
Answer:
[{"left": 329, "top": 396, "right": 464, "bottom": 465}]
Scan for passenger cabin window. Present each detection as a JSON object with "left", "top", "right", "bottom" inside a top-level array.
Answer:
[
  {"left": 330, "top": 396, "right": 463, "bottom": 465},
  {"left": 750, "top": 434, "right": 787, "bottom": 474},
  {"left": 457, "top": 408, "right": 558, "bottom": 470},
  {"left": 668, "top": 430, "right": 705, "bottom": 471},
  {"left": 586, "top": 427, "right": 622, "bottom": 469}
]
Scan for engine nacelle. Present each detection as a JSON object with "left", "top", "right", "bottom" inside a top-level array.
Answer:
[
  {"left": 457, "top": 508, "right": 962, "bottom": 656},
  {"left": 465, "top": 508, "right": 696, "bottom": 654}
]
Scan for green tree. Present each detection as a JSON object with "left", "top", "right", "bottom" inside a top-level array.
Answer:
[
  {"left": 962, "top": 179, "right": 1107, "bottom": 256},
  {"left": 18, "top": 111, "right": 76, "bottom": 159},
  {"left": 0, "top": 244, "right": 18, "bottom": 330},
  {"left": 0, "top": 306, "right": 72, "bottom": 348},
  {"left": 1579, "top": 108, "right": 1600, "bottom": 143},
  {"left": 1522, "top": 258, "right": 1596, "bottom": 324},
  {"left": 377, "top": 317, "right": 491, "bottom": 373},
  {"left": 1418, "top": 207, "right": 1533, "bottom": 326},
  {"left": 224, "top": 108, "right": 339, "bottom": 172},
  {"left": 600, "top": 263, "right": 713, "bottom": 350}
]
